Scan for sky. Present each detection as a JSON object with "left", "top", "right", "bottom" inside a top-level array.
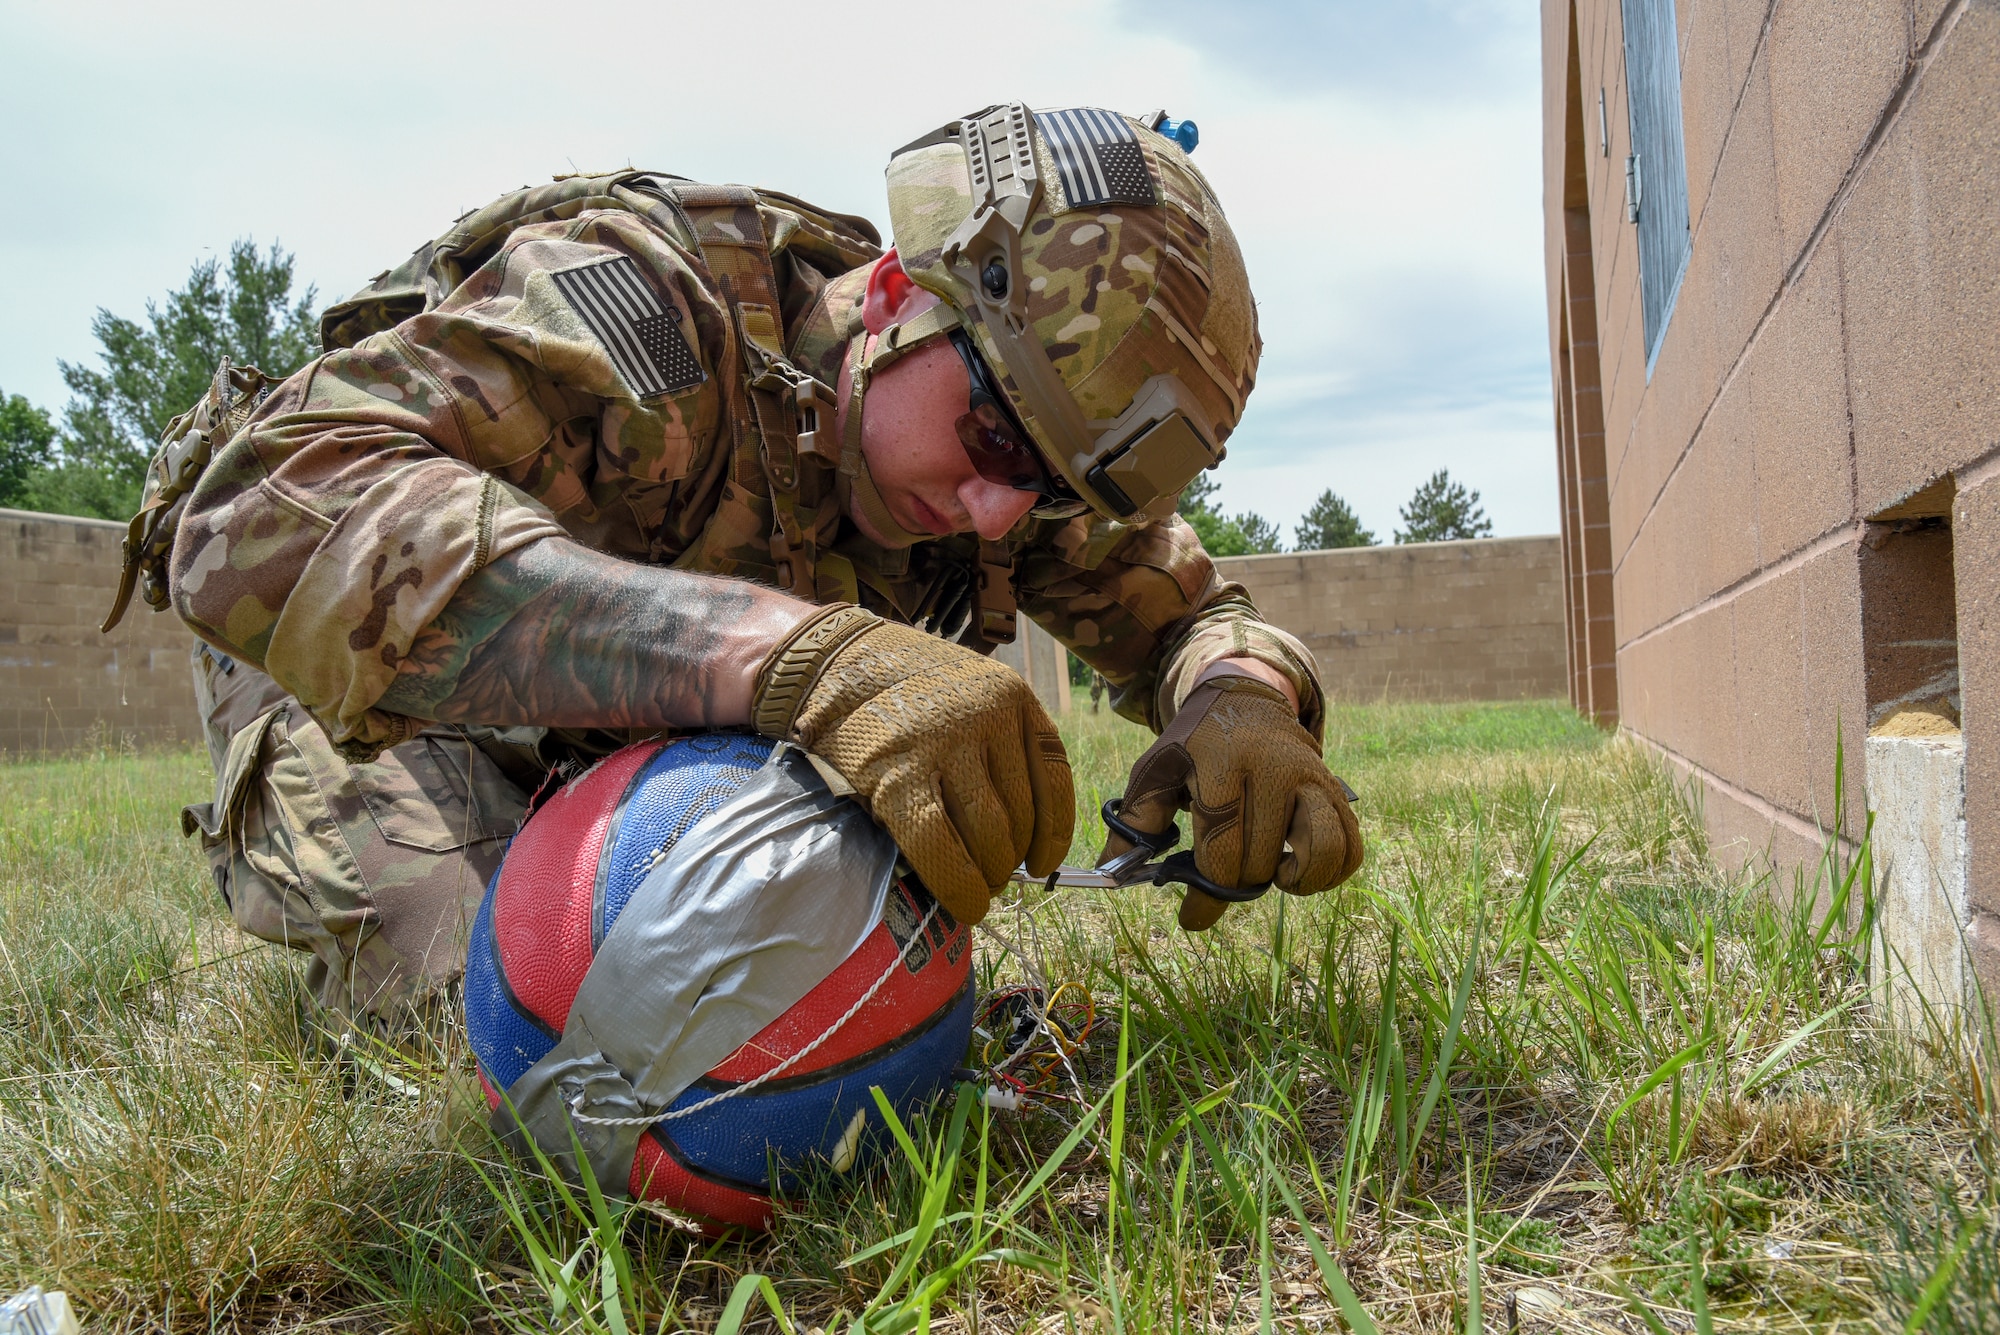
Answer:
[{"left": 0, "top": 0, "right": 1556, "bottom": 540}]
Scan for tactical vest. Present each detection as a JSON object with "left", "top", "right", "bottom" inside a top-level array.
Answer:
[{"left": 106, "top": 171, "right": 1020, "bottom": 647}]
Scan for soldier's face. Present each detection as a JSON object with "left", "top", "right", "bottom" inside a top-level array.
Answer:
[
  {"left": 841, "top": 253, "right": 1041, "bottom": 547},
  {"left": 851, "top": 338, "right": 1042, "bottom": 544}
]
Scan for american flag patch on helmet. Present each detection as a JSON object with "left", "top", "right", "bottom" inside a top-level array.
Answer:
[
  {"left": 1034, "top": 108, "right": 1157, "bottom": 211},
  {"left": 551, "top": 257, "right": 705, "bottom": 399}
]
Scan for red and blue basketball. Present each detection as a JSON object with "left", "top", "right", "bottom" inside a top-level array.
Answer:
[{"left": 463, "top": 733, "right": 975, "bottom": 1231}]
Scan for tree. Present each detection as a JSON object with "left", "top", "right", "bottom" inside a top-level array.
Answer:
[
  {"left": 0, "top": 391, "right": 58, "bottom": 510},
  {"left": 1235, "top": 511, "right": 1284, "bottom": 554},
  {"left": 1178, "top": 473, "right": 1284, "bottom": 556},
  {"left": 1394, "top": 469, "right": 1493, "bottom": 544},
  {"left": 35, "top": 240, "right": 320, "bottom": 519},
  {"left": 1293, "top": 488, "right": 1375, "bottom": 550}
]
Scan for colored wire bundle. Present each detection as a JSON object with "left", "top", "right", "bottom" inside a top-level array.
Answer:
[{"left": 972, "top": 982, "right": 1099, "bottom": 1103}]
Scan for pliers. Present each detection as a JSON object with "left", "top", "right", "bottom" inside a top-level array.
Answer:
[{"left": 1011, "top": 799, "right": 1274, "bottom": 904}]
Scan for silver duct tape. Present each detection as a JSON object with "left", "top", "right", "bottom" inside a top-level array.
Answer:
[{"left": 499, "top": 745, "right": 896, "bottom": 1191}]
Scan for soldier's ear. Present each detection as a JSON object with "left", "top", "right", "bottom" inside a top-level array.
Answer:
[{"left": 861, "top": 250, "right": 929, "bottom": 335}]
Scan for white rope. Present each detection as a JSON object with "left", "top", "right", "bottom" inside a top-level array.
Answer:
[{"left": 569, "top": 903, "right": 940, "bottom": 1128}]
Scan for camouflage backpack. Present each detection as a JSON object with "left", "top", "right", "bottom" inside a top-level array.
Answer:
[
  {"left": 105, "top": 170, "right": 889, "bottom": 634},
  {"left": 102, "top": 357, "right": 282, "bottom": 633}
]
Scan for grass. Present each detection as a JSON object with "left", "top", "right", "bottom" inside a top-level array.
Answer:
[{"left": 0, "top": 701, "right": 1994, "bottom": 1332}]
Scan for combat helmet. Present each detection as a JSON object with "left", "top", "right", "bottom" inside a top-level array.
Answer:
[{"left": 884, "top": 104, "right": 1261, "bottom": 522}]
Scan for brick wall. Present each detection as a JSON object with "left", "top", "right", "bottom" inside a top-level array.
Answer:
[
  {"left": 0, "top": 508, "right": 200, "bottom": 755},
  {"left": 1545, "top": 0, "right": 1999, "bottom": 995},
  {"left": 1212, "top": 537, "right": 1568, "bottom": 703}
]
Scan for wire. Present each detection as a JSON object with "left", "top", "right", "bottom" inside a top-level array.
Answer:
[{"left": 971, "top": 980, "right": 1102, "bottom": 1103}]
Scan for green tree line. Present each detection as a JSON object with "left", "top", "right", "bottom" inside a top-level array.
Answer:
[
  {"left": 1177, "top": 469, "right": 1492, "bottom": 554},
  {"left": 0, "top": 241, "right": 318, "bottom": 520}
]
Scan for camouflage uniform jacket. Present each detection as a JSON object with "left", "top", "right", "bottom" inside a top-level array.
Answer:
[{"left": 170, "top": 172, "right": 1324, "bottom": 754}]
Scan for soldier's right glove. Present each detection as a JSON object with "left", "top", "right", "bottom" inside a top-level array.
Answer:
[{"left": 751, "top": 604, "right": 1074, "bottom": 925}]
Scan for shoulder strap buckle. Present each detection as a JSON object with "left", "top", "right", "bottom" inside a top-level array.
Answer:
[{"left": 976, "top": 540, "right": 1017, "bottom": 646}]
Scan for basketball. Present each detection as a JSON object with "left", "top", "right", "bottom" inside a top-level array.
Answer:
[{"left": 463, "top": 734, "right": 975, "bottom": 1232}]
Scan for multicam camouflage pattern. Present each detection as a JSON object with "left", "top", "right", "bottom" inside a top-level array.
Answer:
[
  {"left": 103, "top": 360, "right": 284, "bottom": 634},
  {"left": 886, "top": 108, "right": 1261, "bottom": 515},
  {"left": 170, "top": 165, "right": 1322, "bottom": 771},
  {"left": 187, "top": 642, "right": 528, "bottom": 1024}
]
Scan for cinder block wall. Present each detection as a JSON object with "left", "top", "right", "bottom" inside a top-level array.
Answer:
[
  {"left": 1544, "top": 1, "right": 1998, "bottom": 992},
  {"left": 0, "top": 509, "right": 199, "bottom": 756},
  {"left": 991, "top": 619, "right": 1073, "bottom": 718},
  {"left": 1213, "top": 537, "right": 1567, "bottom": 703},
  {"left": 0, "top": 509, "right": 1562, "bottom": 751}
]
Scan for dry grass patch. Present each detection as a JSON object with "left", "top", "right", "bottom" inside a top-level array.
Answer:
[{"left": 0, "top": 705, "right": 1993, "bottom": 1332}]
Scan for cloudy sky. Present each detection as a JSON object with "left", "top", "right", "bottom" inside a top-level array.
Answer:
[{"left": 0, "top": 0, "right": 1555, "bottom": 540}]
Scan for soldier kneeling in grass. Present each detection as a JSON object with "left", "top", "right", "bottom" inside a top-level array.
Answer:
[{"left": 109, "top": 104, "right": 1363, "bottom": 1027}]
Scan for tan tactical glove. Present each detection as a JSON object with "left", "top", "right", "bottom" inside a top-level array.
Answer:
[
  {"left": 1101, "top": 672, "right": 1362, "bottom": 931},
  {"left": 751, "top": 604, "right": 1074, "bottom": 924}
]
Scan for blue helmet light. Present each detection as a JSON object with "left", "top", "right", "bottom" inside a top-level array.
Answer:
[{"left": 1156, "top": 117, "right": 1199, "bottom": 154}]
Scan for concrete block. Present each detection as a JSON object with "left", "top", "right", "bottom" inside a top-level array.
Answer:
[
  {"left": 1841, "top": 4, "right": 2000, "bottom": 514},
  {"left": 1641, "top": 617, "right": 1705, "bottom": 761},
  {"left": 1701, "top": 773, "right": 1831, "bottom": 891},
  {"left": 1599, "top": 248, "right": 1651, "bottom": 470},
  {"left": 1969, "top": 914, "right": 2000, "bottom": 1014},
  {"left": 1644, "top": 730, "right": 1837, "bottom": 899},
  {"left": 1676, "top": 601, "right": 1741, "bottom": 782},
  {"left": 1868, "top": 731, "right": 1971, "bottom": 1022},
  {"left": 1612, "top": 528, "right": 1662, "bottom": 647},
  {"left": 1768, "top": 0, "right": 1908, "bottom": 255},
  {"left": 1731, "top": 567, "right": 1809, "bottom": 810},
  {"left": 1697, "top": 373, "right": 1761, "bottom": 598},
  {"left": 1746, "top": 246, "right": 1855, "bottom": 562},
  {"left": 1720, "top": 0, "right": 1776, "bottom": 108},
  {"left": 1696, "top": 47, "right": 1787, "bottom": 375},
  {"left": 1609, "top": 399, "right": 1675, "bottom": 574},
  {"left": 1955, "top": 472, "right": 2000, "bottom": 922},
  {"left": 1649, "top": 251, "right": 1724, "bottom": 466},
  {"left": 1802, "top": 539, "right": 1871, "bottom": 834},
  {"left": 1615, "top": 635, "right": 1658, "bottom": 742},
  {"left": 1679, "top": 0, "right": 1738, "bottom": 232},
  {"left": 1626, "top": 620, "right": 1678, "bottom": 759},
  {"left": 1911, "top": 0, "right": 1954, "bottom": 55}
]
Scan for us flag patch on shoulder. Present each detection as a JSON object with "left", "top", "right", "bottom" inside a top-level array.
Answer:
[
  {"left": 551, "top": 256, "right": 705, "bottom": 399},
  {"left": 1034, "top": 108, "right": 1157, "bottom": 211}
]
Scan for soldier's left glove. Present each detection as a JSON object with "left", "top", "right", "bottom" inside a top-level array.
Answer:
[{"left": 1101, "top": 673, "right": 1362, "bottom": 931}]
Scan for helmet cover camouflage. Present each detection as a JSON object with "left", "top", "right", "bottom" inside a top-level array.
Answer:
[{"left": 885, "top": 104, "right": 1261, "bottom": 522}]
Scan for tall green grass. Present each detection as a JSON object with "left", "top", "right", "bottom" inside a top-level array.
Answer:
[{"left": 0, "top": 703, "right": 1992, "bottom": 1332}]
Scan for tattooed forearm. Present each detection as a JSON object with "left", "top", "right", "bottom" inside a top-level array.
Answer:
[{"left": 375, "top": 538, "right": 815, "bottom": 729}]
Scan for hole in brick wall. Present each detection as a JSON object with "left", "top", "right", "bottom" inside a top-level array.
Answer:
[{"left": 1860, "top": 477, "right": 1958, "bottom": 734}]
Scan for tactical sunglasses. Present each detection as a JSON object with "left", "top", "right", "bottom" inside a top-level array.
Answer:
[{"left": 947, "top": 329, "right": 1089, "bottom": 518}]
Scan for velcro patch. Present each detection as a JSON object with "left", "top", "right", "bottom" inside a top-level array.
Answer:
[
  {"left": 551, "top": 257, "right": 705, "bottom": 398},
  {"left": 1034, "top": 108, "right": 1157, "bottom": 210}
]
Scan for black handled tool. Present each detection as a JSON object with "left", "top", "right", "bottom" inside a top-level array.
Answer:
[{"left": 1010, "top": 799, "right": 1274, "bottom": 904}]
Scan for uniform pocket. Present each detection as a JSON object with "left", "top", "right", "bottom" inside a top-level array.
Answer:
[
  {"left": 182, "top": 703, "right": 288, "bottom": 842},
  {"left": 359, "top": 729, "right": 524, "bottom": 853}
]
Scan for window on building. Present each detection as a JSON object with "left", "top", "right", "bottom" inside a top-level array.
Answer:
[{"left": 1621, "top": 0, "right": 1692, "bottom": 371}]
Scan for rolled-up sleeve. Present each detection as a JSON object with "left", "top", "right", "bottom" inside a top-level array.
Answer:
[{"left": 171, "top": 210, "right": 721, "bottom": 751}]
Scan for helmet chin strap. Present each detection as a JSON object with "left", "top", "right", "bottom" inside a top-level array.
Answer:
[{"left": 836, "top": 322, "right": 950, "bottom": 550}]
